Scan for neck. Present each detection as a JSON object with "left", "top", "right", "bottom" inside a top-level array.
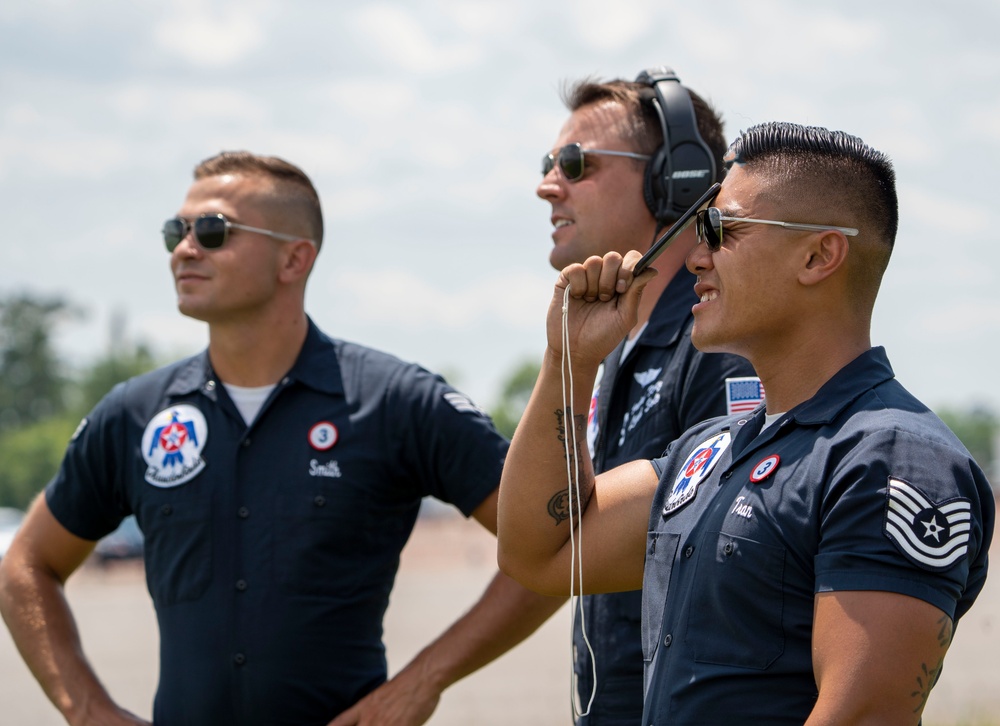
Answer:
[
  {"left": 206, "top": 306, "right": 310, "bottom": 386},
  {"left": 750, "top": 324, "right": 871, "bottom": 414}
]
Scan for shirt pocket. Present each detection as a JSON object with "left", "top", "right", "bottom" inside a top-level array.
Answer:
[
  {"left": 273, "top": 485, "right": 375, "bottom": 596},
  {"left": 140, "top": 496, "right": 213, "bottom": 606},
  {"left": 687, "top": 531, "right": 786, "bottom": 669},
  {"left": 641, "top": 531, "right": 681, "bottom": 667}
]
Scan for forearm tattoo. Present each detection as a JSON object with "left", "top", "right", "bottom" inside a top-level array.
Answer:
[
  {"left": 910, "top": 614, "right": 953, "bottom": 714},
  {"left": 547, "top": 408, "right": 591, "bottom": 525}
]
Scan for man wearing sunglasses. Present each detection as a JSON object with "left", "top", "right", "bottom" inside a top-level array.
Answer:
[
  {"left": 500, "top": 121, "right": 993, "bottom": 724},
  {"left": 0, "top": 151, "right": 562, "bottom": 726},
  {"left": 536, "top": 73, "right": 756, "bottom": 724}
]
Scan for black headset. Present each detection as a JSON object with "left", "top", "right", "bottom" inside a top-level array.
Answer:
[{"left": 635, "top": 67, "right": 718, "bottom": 227}]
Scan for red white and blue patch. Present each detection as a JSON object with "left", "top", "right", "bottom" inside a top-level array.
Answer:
[
  {"left": 750, "top": 454, "right": 780, "bottom": 483},
  {"left": 726, "top": 376, "right": 765, "bottom": 415},
  {"left": 664, "top": 432, "right": 732, "bottom": 516},
  {"left": 141, "top": 404, "right": 208, "bottom": 488},
  {"left": 309, "top": 421, "right": 338, "bottom": 451},
  {"left": 884, "top": 477, "right": 972, "bottom": 571}
]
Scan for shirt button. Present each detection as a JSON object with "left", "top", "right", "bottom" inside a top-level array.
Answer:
[
  {"left": 723, "top": 542, "right": 735, "bottom": 556},
  {"left": 205, "top": 380, "right": 216, "bottom": 391},
  {"left": 663, "top": 633, "right": 672, "bottom": 647},
  {"left": 235, "top": 579, "right": 248, "bottom": 592},
  {"left": 242, "top": 438, "right": 251, "bottom": 447},
  {"left": 684, "top": 546, "right": 694, "bottom": 558},
  {"left": 237, "top": 506, "right": 250, "bottom": 519},
  {"left": 233, "top": 653, "right": 246, "bottom": 666},
  {"left": 314, "top": 495, "right": 326, "bottom": 507},
  {"left": 281, "top": 376, "right": 290, "bottom": 385},
  {"left": 160, "top": 505, "right": 173, "bottom": 516}
]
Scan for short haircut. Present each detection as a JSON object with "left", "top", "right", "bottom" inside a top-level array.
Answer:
[
  {"left": 194, "top": 151, "right": 324, "bottom": 249},
  {"left": 561, "top": 77, "right": 728, "bottom": 177},
  {"left": 726, "top": 122, "right": 898, "bottom": 250}
]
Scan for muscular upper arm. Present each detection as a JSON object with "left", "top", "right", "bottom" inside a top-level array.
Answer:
[
  {"left": 1, "top": 494, "right": 96, "bottom": 586},
  {"left": 808, "top": 590, "right": 952, "bottom": 726}
]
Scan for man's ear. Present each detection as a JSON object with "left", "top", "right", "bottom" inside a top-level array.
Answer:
[
  {"left": 798, "top": 229, "right": 850, "bottom": 287},
  {"left": 279, "top": 239, "right": 318, "bottom": 283}
]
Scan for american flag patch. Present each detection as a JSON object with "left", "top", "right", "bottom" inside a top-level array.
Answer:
[
  {"left": 726, "top": 377, "right": 765, "bottom": 415},
  {"left": 884, "top": 477, "right": 972, "bottom": 571}
]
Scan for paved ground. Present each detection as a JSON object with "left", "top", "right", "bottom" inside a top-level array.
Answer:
[{"left": 0, "top": 511, "right": 997, "bottom": 725}]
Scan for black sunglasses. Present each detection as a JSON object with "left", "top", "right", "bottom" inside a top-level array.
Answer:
[
  {"left": 162, "top": 214, "right": 312, "bottom": 252},
  {"left": 695, "top": 207, "right": 859, "bottom": 252},
  {"left": 541, "top": 142, "right": 651, "bottom": 182}
]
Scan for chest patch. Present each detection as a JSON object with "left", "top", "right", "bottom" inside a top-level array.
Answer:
[
  {"left": 884, "top": 477, "right": 972, "bottom": 571},
  {"left": 141, "top": 404, "right": 208, "bottom": 488},
  {"left": 664, "top": 431, "right": 732, "bottom": 516}
]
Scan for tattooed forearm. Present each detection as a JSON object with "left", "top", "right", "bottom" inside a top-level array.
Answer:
[
  {"left": 547, "top": 490, "right": 570, "bottom": 525},
  {"left": 548, "top": 407, "right": 592, "bottom": 525}
]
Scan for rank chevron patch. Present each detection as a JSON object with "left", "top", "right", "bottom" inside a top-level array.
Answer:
[{"left": 883, "top": 477, "right": 972, "bottom": 571}]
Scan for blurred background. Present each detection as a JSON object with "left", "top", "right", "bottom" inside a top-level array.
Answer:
[{"left": 1, "top": 1, "right": 998, "bottom": 723}]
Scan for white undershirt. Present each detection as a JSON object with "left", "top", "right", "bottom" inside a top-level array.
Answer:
[
  {"left": 622, "top": 321, "right": 649, "bottom": 362},
  {"left": 761, "top": 411, "right": 786, "bottom": 431},
  {"left": 223, "top": 383, "right": 276, "bottom": 425}
]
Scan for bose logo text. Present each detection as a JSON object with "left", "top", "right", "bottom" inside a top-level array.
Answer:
[{"left": 672, "top": 170, "right": 711, "bottom": 179}]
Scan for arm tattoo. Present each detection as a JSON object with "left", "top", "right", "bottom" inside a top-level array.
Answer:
[
  {"left": 909, "top": 614, "right": 953, "bottom": 713},
  {"left": 547, "top": 491, "right": 570, "bottom": 525},
  {"left": 548, "top": 407, "right": 591, "bottom": 525}
]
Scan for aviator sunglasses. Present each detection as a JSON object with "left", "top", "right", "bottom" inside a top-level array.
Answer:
[
  {"left": 695, "top": 207, "right": 858, "bottom": 252},
  {"left": 162, "top": 214, "right": 313, "bottom": 252},
  {"left": 541, "top": 142, "right": 651, "bottom": 182}
]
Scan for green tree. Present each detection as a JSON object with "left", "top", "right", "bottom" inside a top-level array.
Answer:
[
  {"left": 936, "top": 405, "right": 997, "bottom": 474},
  {"left": 491, "top": 358, "right": 541, "bottom": 439},
  {"left": 0, "top": 294, "right": 75, "bottom": 431},
  {"left": 0, "top": 415, "right": 79, "bottom": 509},
  {"left": 72, "top": 343, "right": 157, "bottom": 418}
]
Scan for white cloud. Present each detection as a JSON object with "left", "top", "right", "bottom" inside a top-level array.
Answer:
[
  {"left": 152, "top": 0, "right": 268, "bottom": 67},
  {"left": 350, "top": 3, "right": 484, "bottom": 74},
  {"left": 331, "top": 267, "right": 552, "bottom": 330}
]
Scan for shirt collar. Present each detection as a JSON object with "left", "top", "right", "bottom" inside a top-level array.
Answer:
[
  {"left": 787, "top": 346, "right": 895, "bottom": 426},
  {"left": 163, "top": 317, "right": 345, "bottom": 399}
]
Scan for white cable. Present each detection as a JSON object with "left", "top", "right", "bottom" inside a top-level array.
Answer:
[{"left": 561, "top": 284, "right": 598, "bottom": 720}]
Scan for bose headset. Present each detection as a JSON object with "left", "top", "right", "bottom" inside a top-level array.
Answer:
[{"left": 635, "top": 66, "right": 718, "bottom": 228}]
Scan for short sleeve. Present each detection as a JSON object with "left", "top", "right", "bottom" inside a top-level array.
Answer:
[
  {"left": 45, "top": 383, "right": 130, "bottom": 541},
  {"left": 384, "top": 364, "right": 509, "bottom": 517},
  {"left": 814, "top": 428, "right": 992, "bottom": 619}
]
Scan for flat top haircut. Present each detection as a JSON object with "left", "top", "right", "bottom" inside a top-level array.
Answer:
[
  {"left": 194, "top": 150, "right": 325, "bottom": 250},
  {"left": 561, "top": 77, "right": 728, "bottom": 178},
  {"left": 727, "top": 121, "right": 899, "bottom": 308}
]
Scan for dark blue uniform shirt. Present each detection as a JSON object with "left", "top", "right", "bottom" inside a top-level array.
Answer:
[
  {"left": 575, "top": 269, "right": 755, "bottom": 725},
  {"left": 641, "top": 347, "right": 994, "bottom": 725},
  {"left": 46, "top": 320, "right": 508, "bottom": 726}
]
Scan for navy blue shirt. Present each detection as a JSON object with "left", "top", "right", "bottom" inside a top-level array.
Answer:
[
  {"left": 46, "top": 320, "right": 508, "bottom": 726},
  {"left": 641, "top": 347, "right": 994, "bottom": 725},
  {"left": 574, "top": 269, "right": 755, "bottom": 725}
]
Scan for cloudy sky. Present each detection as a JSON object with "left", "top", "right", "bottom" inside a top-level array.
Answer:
[{"left": 2, "top": 0, "right": 998, "bottom": 414}]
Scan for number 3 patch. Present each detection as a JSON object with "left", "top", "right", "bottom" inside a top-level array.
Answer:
[{"left": 309, "top": 421, "right": 339, "bottom": 451}]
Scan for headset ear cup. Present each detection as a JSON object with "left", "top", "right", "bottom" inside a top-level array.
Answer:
[{"left": 643, "top": 149, "right": 668, "bottom": 224}]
